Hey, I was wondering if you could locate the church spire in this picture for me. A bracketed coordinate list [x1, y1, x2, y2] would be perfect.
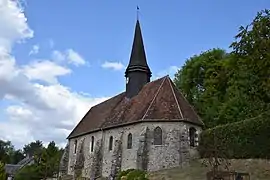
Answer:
[125, 19, 152, 99]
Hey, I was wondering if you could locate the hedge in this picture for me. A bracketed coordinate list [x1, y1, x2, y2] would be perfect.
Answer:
[198, 111, 270, 159]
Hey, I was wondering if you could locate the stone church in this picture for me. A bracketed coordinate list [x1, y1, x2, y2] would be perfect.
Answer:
[59, 20, 204, 179]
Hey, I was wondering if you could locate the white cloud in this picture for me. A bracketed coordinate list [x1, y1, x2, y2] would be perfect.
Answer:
[52, 50, 65, 62]
[66, 49, 86, 66]
[101, 61, 125, 71]
[154, 65, 179, 80]
[0, 0, 33, 51]
[0, 0, 109, 149]
[21, 60, 71, 84]
[52, 49, 86, 67]
[29, 44, 39, 55]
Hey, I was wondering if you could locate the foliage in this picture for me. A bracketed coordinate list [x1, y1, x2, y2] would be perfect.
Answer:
[12, 141, 63, 179]
[23, 140, 43, 157]
[0, 140, 15, 164]
[199, 111, 270, 159]
[174, 9, 270, 128]
[15, 165, 41, 180]
[116, 169, 148, 180]
[0, 161, 6, 180]
[174, 48, 231, 128]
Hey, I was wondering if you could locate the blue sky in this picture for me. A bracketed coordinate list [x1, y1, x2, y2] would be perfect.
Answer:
[0, 0, 269, 148]
[16, 0, 269, 96]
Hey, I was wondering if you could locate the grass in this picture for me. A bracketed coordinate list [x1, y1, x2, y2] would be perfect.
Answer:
[149, 159, 270, 180]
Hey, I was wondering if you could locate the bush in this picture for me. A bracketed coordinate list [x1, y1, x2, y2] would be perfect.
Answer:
[116, 169, 148, 180]
[0, 161, 6, 180]
[199, 111, 270, 159]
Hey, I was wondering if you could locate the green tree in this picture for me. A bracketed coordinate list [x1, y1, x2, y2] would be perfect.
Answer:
[174, 48, 231, 127]
[219, 9, 270, 123]
[10, 150, 25, 164]
[15, 165, 41, 180]
[0, 140, 15, 164]
[174, 9, 270, 127]
[23, 140, 43, 157]
[0, 161, 6, 180]
[39, 141, 62, 178]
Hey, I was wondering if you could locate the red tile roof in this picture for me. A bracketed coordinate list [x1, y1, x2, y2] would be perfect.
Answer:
[67, 76, 203, 139]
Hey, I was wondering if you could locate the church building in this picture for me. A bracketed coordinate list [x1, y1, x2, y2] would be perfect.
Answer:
[60, 20, 204, 179]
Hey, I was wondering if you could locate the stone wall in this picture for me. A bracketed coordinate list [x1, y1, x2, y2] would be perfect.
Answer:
[59, 143, 70, 177]
[67, 121, 202, 178]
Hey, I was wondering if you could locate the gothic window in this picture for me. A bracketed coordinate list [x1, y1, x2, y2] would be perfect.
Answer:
[154, 126, 162, 145]
[127, 133, 132, 149]
[109, 136, 113, 151]
[90, 136, 94, 152]
[74, 140, 77, 154]
[189, 127, 197, 147]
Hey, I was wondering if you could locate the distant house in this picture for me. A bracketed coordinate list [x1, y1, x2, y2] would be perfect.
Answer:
[4, 156, 35, 180]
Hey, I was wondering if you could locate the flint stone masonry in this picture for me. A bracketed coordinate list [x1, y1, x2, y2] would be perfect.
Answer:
[66, 121, 201, 179]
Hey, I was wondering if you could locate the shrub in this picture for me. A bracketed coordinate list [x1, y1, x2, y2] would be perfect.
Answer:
[199, 111, 270, 159]
[0, 161, 6, 180]
[116, 169, 148, 180]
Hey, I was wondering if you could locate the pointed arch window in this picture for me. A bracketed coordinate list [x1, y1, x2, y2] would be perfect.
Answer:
[109, 136, 113, 151]
[154, 127, 162, 145]
[74, 140, 77, 154]
[189, 127, 197, 147]
[90, 136, 94, 152]
[127, 133, 132, 149]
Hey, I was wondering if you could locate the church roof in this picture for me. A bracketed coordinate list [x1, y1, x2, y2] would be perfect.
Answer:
[67, 76, 203, 139]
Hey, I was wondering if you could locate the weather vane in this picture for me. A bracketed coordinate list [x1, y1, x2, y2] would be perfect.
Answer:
[137, 6, 140, 20]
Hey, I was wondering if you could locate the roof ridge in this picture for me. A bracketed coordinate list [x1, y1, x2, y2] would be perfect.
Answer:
[167, 77, 184, 119]
[141, 76, 167, 120]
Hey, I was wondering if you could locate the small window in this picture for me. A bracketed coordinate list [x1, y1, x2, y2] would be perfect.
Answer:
[154, 127, 162, 145]
[127, 133, 132, 149]
[74, 140, 77, 154]
[90, 136, 94, 152]
[109, 136, 113, 151]
[189, 127, 197, 147]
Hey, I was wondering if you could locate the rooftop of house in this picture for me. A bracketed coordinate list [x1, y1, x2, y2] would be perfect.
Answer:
[68, 76, 203, 139]
[5, 156, 35, 175]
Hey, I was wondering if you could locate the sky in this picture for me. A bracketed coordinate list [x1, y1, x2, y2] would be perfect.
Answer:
[0, 0, 269, 149]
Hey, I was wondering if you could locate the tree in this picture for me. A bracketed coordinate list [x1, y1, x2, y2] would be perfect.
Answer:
[174, 48, 231, 127]
[0, 161, 6, 180]
[10, 150, 25, 164]
[23, 140, 43, 157]
[39, 141, 62, 178]
[220, 9, 270, 123]
[174, 9, 270, 127]
[0, 140, 15, 164]
[15, 165, 41, 180]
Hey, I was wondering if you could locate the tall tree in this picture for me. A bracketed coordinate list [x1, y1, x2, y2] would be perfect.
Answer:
[219, 9, 270, 123]
[23, 140, 43, 157]
[0, 140, 15, 164]
[10, 150, 25, 164]
[174, 48, 231, 127]
[0, 161, 6, 180]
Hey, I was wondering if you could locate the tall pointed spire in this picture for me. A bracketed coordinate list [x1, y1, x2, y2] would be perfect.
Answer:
[125, 19, 152, 99]
[127, 20, 149, 69]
